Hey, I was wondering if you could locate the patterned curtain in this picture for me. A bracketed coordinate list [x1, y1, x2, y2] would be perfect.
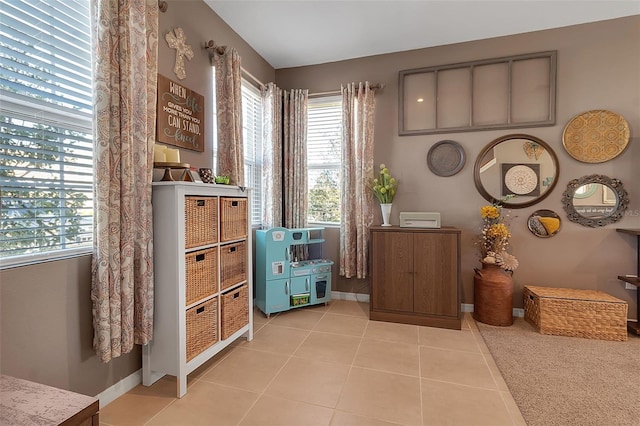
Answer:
[261, 83, 283, 228]
[91, 0, 158, 363]
[340, 82, 376, 279]
[283, 89, 309, 260]
[214, 48, 244, 186]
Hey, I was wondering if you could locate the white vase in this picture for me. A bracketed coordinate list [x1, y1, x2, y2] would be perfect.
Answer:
[380, 203, 392, 226]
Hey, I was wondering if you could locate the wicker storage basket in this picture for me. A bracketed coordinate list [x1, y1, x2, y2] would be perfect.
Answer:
[220, 241, 247, 291]
[185, 247, 218, 306]
[523, 285, 627, 341]
[219, 197, 247, 242]
[185, 196, 218, 249]
[221, 284, 249, 340]
[186, 298, 218, 361]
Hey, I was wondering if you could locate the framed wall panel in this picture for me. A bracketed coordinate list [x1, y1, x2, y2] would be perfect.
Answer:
[399, 51, 556, 136]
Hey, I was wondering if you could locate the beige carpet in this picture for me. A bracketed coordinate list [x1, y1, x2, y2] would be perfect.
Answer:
[476, 317, 640, 426]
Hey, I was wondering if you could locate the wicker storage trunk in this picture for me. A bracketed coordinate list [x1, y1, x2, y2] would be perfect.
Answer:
[523, 285, 627, 341]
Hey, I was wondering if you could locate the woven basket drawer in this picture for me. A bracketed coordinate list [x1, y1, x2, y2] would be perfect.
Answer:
[186, 298, 218, 361]
[185, 196, 218, 249]
[221, 284, 249, 340]
[185, 247, 218, 306]
[220, 241, 247, 291]
[219, 197, 247, 242]
[523, 285, 627, 341]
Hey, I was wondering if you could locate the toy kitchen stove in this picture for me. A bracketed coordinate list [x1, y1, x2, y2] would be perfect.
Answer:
[256, 227, 333, 317]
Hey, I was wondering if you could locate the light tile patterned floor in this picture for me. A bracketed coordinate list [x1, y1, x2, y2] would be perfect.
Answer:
[100, 300, 526, 426]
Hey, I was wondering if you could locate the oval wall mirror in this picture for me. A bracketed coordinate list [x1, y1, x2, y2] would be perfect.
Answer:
[527, 209, 561, 238]
[474, 134, 559, 208]
[561, 174, 629, 227]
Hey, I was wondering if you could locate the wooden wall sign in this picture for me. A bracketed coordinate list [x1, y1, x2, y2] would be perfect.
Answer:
[156, 73, 205, 152]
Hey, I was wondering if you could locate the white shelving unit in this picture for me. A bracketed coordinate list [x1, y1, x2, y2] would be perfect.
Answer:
[142, 182, 253, 398]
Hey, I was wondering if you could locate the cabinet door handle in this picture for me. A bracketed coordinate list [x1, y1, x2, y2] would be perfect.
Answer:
[305, 278, 309, 291]
[285, 281, 289, 295]
[285, 247, 290, 261]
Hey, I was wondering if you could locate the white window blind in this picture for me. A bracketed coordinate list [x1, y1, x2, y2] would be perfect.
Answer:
[0, 0, 93, 265]
[307, 95, 342, 224]
[241, 81, 263, 226]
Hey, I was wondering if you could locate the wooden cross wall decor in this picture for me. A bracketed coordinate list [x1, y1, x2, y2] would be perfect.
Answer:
[165, 27, 193, 80]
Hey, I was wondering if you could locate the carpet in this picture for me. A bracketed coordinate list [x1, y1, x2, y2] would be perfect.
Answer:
[476, 317, 640, 426]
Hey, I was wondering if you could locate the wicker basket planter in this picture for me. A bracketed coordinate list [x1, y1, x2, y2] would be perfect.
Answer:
[523, 285, 627, 341]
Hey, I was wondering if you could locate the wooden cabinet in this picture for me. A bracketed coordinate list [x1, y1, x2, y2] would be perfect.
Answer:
[143, 182, 253, 398]
[616, 228, 640, 335]
[370, 226, 461, 329]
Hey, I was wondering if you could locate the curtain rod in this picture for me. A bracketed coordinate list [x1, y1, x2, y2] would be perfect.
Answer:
[204, 40, 265, 88]
[309, 83, 384, 98]
[205, 39, 226, 56]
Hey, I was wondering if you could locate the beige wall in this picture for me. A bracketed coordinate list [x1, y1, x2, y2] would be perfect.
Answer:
[276, 16, 640, 316]
[0, 0, 273, 397]
[1, 5, 637, 399]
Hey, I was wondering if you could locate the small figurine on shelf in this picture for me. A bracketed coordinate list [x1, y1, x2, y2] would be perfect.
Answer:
[199, 168, 213, 183]
[215, 175, 230, 184]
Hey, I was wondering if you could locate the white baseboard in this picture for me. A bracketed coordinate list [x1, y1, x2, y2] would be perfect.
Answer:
[96, 369, 142, 408]
[331, 291, 370, 303]
[461, 303, 524, 317]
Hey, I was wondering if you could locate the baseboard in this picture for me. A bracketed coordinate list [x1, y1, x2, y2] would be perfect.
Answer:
[96, 369, 142, 408]
[331, 291, 370, 303]
[461, 303, 524, 317]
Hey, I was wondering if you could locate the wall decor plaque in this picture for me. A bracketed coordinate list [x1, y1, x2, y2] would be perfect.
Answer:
[562, 109, 630, 163]
[427, 140, 466, 176]
[502, 163, 540, 197]
[156, 74, 205, 152]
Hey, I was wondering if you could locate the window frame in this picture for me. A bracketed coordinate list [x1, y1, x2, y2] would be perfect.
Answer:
[0, 0, 94, 269]
[399, 50, 557, 135]
[307, 95, 342, 226]
[240, 79, 264, 227]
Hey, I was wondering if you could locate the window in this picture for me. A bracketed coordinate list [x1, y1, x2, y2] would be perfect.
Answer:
[241, 80, 263, 226]
[211, 75, 263, 226]
[0, 0, 94, 267]
[307, 96, 342, 224]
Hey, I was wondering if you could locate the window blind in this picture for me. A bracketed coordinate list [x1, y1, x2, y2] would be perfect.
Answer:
[307, 96, 342, 224]
[241, 81, 263, 225]
[0, 0, 93, 264]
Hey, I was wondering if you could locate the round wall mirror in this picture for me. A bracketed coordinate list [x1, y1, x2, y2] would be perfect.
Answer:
[527, 209, 561, 238]
[561, 174, 629, 227]
[474, 134, 559, 208]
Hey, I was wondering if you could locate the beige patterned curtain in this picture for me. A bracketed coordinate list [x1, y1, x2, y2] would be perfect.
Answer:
[91, 0, 158, 363]
[261, 83, 283, 228]
[214, 48, 244, 186]
[340, 82, 376, 279]
[283, 89, 309, 260]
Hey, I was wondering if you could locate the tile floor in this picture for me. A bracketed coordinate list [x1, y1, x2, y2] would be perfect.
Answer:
[100, 300, 526, 426]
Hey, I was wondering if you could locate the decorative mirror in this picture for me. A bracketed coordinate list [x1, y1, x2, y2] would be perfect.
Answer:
[474, 134, 559, 208]
[527, 209, 561, 238]
[562, 174, 629, 227]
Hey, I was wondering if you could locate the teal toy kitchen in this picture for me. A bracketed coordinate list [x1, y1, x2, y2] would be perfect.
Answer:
[255, 227, 332, 317]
